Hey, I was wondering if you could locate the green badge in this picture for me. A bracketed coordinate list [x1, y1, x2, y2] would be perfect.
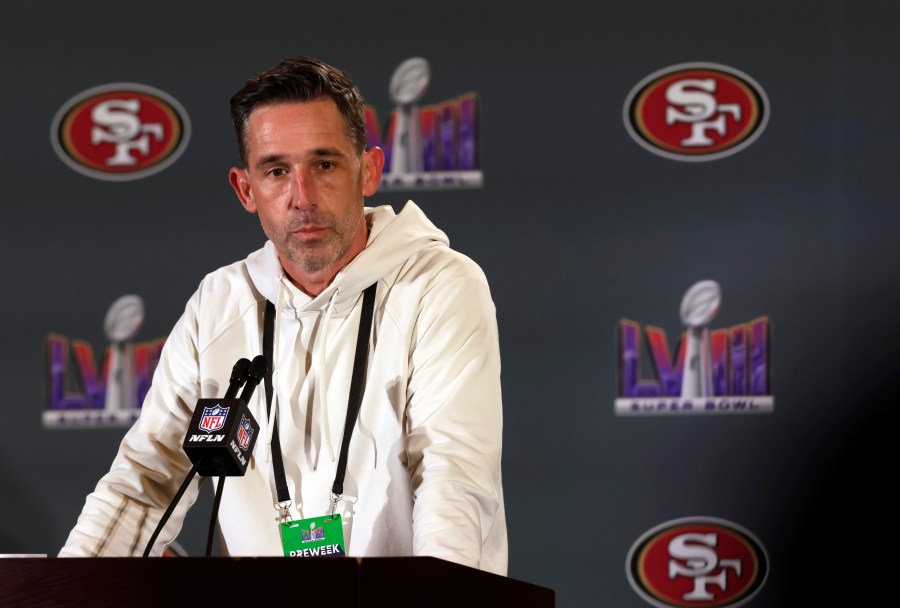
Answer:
[280, 515, 346, 558]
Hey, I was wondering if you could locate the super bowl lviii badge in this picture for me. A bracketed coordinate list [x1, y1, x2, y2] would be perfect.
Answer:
[281, 515, 345, 558]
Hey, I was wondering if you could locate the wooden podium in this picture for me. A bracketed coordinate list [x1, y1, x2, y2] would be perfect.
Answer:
[0, 556, 554, 607]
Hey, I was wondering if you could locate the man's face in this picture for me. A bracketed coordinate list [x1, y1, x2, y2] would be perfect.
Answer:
[229, 98, 382, 282]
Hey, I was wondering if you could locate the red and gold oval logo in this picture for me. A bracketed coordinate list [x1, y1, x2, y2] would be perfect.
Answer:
[624, 63, 768, 162]
[627, 517, 768, 608]
[51, 83, 191, 181]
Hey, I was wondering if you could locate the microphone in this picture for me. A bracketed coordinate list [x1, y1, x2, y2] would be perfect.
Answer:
[237, 355, 267, 403]
[183, 357, 265, 477]
[142, 356, 267, 557]
[224, 358, 252, 398]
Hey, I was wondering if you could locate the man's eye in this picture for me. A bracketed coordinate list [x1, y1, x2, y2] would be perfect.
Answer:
[267, 168, 287, 177]
[318, 161, 334, 171]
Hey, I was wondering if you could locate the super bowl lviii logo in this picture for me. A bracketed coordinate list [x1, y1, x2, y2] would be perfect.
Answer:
[366, 57, 482, 191]
[44, 295, 164, 428]
[51, 83, 190, 181]
[627, 517, 768, 608]
[616, 281, 773, 416]
[624, 63, 768, 161]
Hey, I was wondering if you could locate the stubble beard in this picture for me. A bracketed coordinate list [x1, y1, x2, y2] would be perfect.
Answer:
[273, 209, 362, 273]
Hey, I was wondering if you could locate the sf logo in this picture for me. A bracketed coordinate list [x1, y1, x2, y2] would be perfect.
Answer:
[668, 532, 742, 601]
[90, 99, 164, 167]
[665, 79, 742, 148]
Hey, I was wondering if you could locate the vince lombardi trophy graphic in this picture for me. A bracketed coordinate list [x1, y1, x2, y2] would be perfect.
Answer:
[679, 281, 721, 399]
[103, 294, 144, 411]
[388, 57, 430, 175]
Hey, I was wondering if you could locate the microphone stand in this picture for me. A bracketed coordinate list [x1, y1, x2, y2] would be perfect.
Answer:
[202, 356, 266, 556]
[142, 357, 264, 558]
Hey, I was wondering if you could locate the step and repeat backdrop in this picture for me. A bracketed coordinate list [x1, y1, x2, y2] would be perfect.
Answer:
[1, 1, 895, 606]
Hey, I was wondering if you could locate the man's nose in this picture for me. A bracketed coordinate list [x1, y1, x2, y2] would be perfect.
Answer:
[291, 169, 315, 208]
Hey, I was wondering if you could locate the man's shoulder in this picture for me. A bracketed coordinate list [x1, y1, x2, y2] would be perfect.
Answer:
[192, 242, 275, 293]
[196, 257, 256, 295]
[399, 243, 490, 288]
[381, 244, 493, 325]
[187, 249, 267, 330]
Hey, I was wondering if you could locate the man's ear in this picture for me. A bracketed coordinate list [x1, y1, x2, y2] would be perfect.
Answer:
[361, 146, 385, 197]
[229, 166, 257, 213]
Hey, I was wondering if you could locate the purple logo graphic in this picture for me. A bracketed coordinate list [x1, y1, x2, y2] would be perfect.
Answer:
[365, 57, 482, 191]
[301, 526, 325, 543]
[199, 405, 229, 433]
[44, 294, 164, 429]
[616, 281, 773, 416]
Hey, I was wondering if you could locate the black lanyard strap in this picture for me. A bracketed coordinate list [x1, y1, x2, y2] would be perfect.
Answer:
[263, 299, 290, 504]
[262, 283, 377, 506]
[332, 283, 377, 496]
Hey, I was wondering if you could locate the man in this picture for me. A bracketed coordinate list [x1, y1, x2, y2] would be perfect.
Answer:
[60, 56, 507, 575]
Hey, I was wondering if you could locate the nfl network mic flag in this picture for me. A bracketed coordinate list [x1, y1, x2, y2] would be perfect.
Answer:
[183, 398, 259, 476]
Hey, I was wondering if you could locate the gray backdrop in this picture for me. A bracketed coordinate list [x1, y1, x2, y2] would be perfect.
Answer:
[1, 1, 895, 606]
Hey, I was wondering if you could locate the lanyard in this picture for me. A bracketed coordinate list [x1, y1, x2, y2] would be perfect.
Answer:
[263, 283, 377, 518]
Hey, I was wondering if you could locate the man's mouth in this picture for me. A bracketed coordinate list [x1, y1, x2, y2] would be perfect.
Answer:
[292, 225, 328, 240]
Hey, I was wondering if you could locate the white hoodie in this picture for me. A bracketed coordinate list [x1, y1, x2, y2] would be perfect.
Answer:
[59, 201, 507, 574]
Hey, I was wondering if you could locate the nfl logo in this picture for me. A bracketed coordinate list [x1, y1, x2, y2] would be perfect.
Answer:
[238, 414, 254, 451]
[199, 404, 229, 433]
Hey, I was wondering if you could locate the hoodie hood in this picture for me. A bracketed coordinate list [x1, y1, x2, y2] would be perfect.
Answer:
[245, 200, 450, 470]
[245, 201, 448, 313]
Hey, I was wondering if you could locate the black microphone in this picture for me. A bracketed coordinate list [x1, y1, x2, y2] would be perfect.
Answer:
[143, 356, 266, 557]
[183, 357, 265, 477]
[224, 358, 252, 398]
[200, 355, 265, 557]
[237, 355, 267, 403]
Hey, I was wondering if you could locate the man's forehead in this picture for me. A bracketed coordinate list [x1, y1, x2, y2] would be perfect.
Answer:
[245, 99, 355, 158]
[247, 99, 344, 133]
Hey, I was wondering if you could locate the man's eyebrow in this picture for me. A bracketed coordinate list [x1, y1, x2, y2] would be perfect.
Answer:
[254, 148, 349, 169]
[255, 154, 286, 169]
[310, 147, 349, 158]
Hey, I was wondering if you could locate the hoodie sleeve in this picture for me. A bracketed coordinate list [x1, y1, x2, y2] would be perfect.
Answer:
[404, 254, 507, 574]
[58, 294, 203, 557]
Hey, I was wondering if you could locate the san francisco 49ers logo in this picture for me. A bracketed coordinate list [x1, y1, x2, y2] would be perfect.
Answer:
[624, 63, 768, 162]
[50, 83, 191, 181]
[626, 517, 768, 608]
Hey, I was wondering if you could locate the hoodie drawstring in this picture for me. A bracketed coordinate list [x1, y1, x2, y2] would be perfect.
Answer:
[316, 288, 340, 464]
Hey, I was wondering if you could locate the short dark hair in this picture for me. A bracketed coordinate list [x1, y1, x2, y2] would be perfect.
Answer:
[229, 56, 368, 164]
